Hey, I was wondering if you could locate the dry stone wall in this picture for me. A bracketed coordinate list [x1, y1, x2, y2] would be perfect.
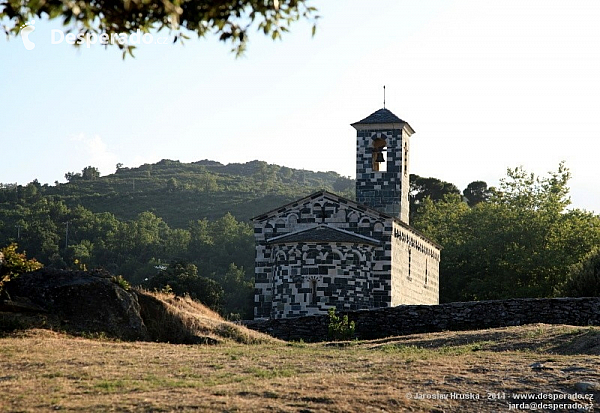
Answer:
[244, 297, 600, 342]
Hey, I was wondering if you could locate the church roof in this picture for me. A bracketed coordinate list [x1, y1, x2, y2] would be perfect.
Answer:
[353, 108, 405, 124]
[351, 108, 415, 133]
[266, 224, 381, 246]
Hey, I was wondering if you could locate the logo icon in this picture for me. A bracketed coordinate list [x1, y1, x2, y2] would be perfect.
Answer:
[20, 21, 35, 50]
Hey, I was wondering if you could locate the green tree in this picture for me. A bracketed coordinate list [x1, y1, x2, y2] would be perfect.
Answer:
[559, 248, 600, 297]
[1, 0, 319, 57]
[145, 261, 223, 310]
[64, 172, 82, 182]
[463, 181, 492, 207]
[218, 263, 253, 320]
[17, 198, 67, 259]
[166, 177, 179, 192]
[333, 176, 354, 193]
[64, 241, 94, 270]
[81, 166, 101, 181]
[279, 166, 294, 181]
[253, 161, 277, 191]
[414, 163, 600, 302]
[0, 243, 43, 295]
[409, 174, 461, 221]
[200, 172, 218, 194]
[22, 181, 41, 201]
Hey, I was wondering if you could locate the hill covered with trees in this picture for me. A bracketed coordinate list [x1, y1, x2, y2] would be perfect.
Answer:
[0, 159, 354, 319]
[1, 159, 599, 319]
[8, 159, 354, 228]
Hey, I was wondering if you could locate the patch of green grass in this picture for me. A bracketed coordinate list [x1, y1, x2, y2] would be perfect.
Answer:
[438, 341, 496, 355]
[524, 325, 549, 339]
[94, 379, 127, 393]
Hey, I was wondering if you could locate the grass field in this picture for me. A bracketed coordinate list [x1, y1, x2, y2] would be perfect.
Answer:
[1, 324, 599, 412]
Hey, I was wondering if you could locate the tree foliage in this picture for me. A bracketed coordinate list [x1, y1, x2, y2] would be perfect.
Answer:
[558, 248, 600, 297]
[414, 163, 600, 302]
[144, 260, 223, 310]
[0, 158, 352, 319]
[82, 166, 101, 181]
[2, 157, 599, 317]
[409, 174, 460, 221]
[0, 243, 43, 278]
[1, 0, 319, 57]
[0, 243, 43, 295]
[463, 181, 492, 207]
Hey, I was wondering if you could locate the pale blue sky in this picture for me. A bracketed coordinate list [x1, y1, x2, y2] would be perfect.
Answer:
[2, 1, 599, 212]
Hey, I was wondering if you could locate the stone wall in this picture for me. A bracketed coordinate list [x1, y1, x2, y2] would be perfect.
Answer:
[391, 222, 440, 306]
[244, 297, 600, 342]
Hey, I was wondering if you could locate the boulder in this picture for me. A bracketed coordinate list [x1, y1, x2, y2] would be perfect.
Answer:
[2, 268, 149, 341]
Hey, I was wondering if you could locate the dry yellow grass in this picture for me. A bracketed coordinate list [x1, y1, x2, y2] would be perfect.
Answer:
[1, 324, 599, 412]
[0, 289, 278, 345]
[135, 289, 277, 345]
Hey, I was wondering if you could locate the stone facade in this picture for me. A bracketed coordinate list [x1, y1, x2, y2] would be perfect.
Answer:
[252, 108, 441, 319]
[391, 221, 440, 306]
[353, 109, 413, 224]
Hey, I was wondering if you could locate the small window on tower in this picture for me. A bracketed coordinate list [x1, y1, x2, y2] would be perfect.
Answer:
[372, 138, 387, 172]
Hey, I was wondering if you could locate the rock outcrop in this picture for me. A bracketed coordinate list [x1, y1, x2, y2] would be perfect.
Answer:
[2, 268, 149, 341]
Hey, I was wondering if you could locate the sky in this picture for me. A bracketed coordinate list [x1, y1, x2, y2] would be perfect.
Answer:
[2, 0, 600, 213]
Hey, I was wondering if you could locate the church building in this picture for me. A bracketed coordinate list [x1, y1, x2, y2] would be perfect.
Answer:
[252, 108, 441, 319]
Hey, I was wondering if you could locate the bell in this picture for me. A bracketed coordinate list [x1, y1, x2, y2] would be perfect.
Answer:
[375, 151, 385, 163]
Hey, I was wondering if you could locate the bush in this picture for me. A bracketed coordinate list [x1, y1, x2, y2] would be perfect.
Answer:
[0, 243, 43, 296]
[111, 275, 131, 291]
[0, 243, 43, 278]
[328, 308, 356, 341]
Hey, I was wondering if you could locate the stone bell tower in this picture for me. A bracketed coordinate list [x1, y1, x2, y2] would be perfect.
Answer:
[351, 108, 414, 224]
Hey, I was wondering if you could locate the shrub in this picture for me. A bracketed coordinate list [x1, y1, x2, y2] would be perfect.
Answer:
[111, 275, 131, 291]
[328, 308, 356, 341]
[0, 243, 43, 296]
[0, 243, 43, 278]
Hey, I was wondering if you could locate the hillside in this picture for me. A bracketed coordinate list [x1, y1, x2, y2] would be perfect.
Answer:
[0, 162, 352, 319]
[40, 159, 354, 227]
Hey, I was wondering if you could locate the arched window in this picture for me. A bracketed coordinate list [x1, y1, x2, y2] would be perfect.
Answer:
[372, 137, 387, 172]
